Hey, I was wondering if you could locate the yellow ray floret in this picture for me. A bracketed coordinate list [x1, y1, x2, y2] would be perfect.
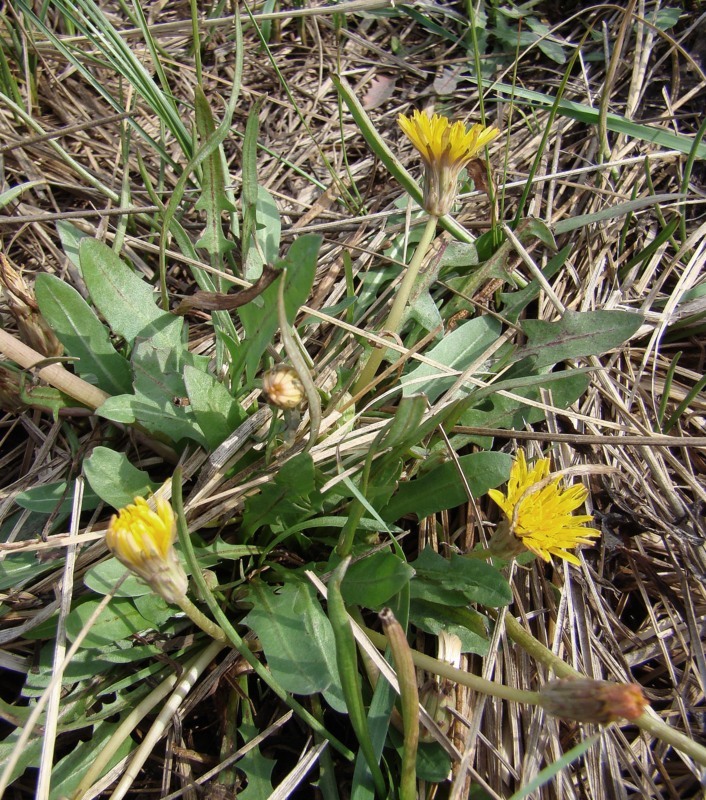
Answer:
[398, 110, 499, 216]
[106, 495, 188, 603]
[488, 449, 598, 565]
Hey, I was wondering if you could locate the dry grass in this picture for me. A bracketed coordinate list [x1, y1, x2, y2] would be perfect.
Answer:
[1, 1, 706, 798]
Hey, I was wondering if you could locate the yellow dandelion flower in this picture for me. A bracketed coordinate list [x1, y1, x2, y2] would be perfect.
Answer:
[106, 495, 188, 603]
[398, 109, 500, 216]
[488, 449, 597, 565]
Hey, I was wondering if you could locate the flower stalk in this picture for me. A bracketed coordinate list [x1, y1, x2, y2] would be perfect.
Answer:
[352, 213, 438, 396]
[352, 110, 499, 397]
[500, 611, 706, 767]
[380, 608, 419, 800]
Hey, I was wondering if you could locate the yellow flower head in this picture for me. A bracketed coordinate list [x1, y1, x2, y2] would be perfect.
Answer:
[488, 449, 597, 565]
[106, 495, 188, 604]
[398, 109, 500, 216]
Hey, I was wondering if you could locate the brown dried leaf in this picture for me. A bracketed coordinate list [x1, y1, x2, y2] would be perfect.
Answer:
[363, 75, 397, 110]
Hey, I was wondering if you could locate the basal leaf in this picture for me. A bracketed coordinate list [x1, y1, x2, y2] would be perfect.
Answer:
[410, 549, 511, 608]
[403, 317, 502, 401]
[15, 480, 101, 514]
[82, 446, 157, 508]
[516, 309, 643, 368]
[193, 86, 237, 257]
[49, 719, 134, 800]
[239, 234, 320, 383]
[409, 599, 489, 655]
[183, 364, 245, 450]
[382, 451, 511, 522]
[341, 552, 414, 609]
[78, 238, 170, 343]
[65, 597, 155, 647]
[35, 273, 132, 394]
[242, 581, 340, 696]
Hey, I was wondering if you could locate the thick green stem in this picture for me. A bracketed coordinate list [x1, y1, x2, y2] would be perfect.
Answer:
[352, 214, 438, 395]
[363, 626, 539, 705]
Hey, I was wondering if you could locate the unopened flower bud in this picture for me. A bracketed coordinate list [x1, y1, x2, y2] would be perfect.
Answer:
[106, 495, 188, 604]
[262, 365, 304, 410]
[538, 678, 648, 724]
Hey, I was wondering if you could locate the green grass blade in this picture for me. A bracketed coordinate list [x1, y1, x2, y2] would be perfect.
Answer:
[508, 733, 600, 800]
[472, 77, 706, 159]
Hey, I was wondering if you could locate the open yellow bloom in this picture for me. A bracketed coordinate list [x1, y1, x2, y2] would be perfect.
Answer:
[398, 109, 500, 216]
[488, 449, 597, 565]
[106, 496, 188, 603]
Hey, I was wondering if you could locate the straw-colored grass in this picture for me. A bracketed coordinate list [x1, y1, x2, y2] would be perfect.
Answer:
[1, 1, 705, 798]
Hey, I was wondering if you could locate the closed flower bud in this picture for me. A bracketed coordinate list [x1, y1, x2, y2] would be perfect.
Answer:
[538, 678, 648, 724]
[262, 365, 304, 410]
[106, 496, 188, 604]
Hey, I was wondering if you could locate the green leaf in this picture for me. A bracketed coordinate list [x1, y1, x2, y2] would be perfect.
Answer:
[374, 394, 428, 452]
[193, 86, 237, 256]
[0, 550, 55, 592]
[242, 581, 341, 696]
[516, 309, 643, 368]
[0, 180, 45, 209]
[83, 446, 157, 508]
[118, 318, 206, 444]
[56, 219, 89, 268]
[553, 194, 682, 234]
[183, 364, 245, 450]
[35, 273, 132, 394]
[14, 481, 101, 514]
[508, 734, 600, 800]
[409, 599, 489, 655]
[0, 730, 43, 790]
[98, 395, 205, 445]
[410, 549, 512, 608]
[94, 394, 136, 424]
[475, 77, 706, 159]
[84, 558, 153, 598]
[242, 452, 318, 539]
[239, 234, 321, 383]
[500, 245, 570, 323]
[408, 288, 443, 333]
[133, 592, 174, 627]
[19, 383, 72, 417]
[341, 552, 414, 608]
[243, 184, 282, 280]
[49, 719, 135, 800]
[382, 451, 512, 522]
[65, 597, 155, 647]
[78, 238, 170, 343]
[236, 725, 276, 800]
[458, 370, 589, 437]
[403, 317, 502, 401]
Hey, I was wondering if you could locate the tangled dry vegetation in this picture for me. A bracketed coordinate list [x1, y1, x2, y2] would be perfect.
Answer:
[1, 1, 706, 798]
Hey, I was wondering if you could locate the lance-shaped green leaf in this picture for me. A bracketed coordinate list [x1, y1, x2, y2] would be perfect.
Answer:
[193, 87, 237, 256]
